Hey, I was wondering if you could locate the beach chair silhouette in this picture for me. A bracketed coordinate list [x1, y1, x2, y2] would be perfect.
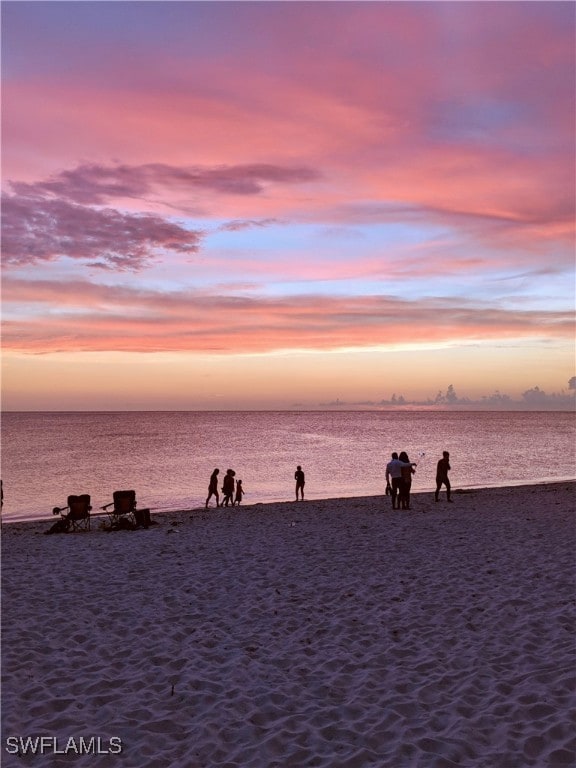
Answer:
[101, 490, 138, 528]
[52, 494, 91, 532]
[101, 490, 152, 529]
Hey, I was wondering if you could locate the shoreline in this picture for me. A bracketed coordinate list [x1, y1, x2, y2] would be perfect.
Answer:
[1, 479, 575, 529]
[2, 481, 575, 767]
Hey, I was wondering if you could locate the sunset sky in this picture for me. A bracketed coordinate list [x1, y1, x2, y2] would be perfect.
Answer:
[2, 1, 575, 410]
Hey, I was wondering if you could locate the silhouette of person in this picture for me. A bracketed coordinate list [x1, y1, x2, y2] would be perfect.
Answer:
[206, 469, 220, 508]
[435, 451, 453, 502]
[398, 451, 416, 510]
[234, 479, 245, 506]
[222, 469, 235, 507]
[385, 452, 417, 510]
[294, 465, 305, 500]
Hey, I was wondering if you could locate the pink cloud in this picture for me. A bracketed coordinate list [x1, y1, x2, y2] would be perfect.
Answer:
[2, 1, 573, 371]
[10, 162, 320, 205]
[1, 193, 203, 270]
[1, 162, 320, 271]
[3, 6, 573, 248]
[2, 277, 573, 355]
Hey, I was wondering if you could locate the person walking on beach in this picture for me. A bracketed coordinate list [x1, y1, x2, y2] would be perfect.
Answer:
[234, 479, 245, 506]
[206, 468, 220, 508]
[221, 469, 235, 507]
[435, 451, 453, 503]
[386, 452, 416, 510]
[294, 465, 305, 501]
[398, 451, 416, 510]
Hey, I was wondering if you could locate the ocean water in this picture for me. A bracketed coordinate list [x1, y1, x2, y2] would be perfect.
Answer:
[1, 411, 574, 522]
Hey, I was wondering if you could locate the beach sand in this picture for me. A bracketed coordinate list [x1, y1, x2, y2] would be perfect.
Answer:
[1, 482, 575, 767]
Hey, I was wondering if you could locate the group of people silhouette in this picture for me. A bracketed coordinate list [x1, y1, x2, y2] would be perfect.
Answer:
[385, 452, 417, 510]
[385, 450, 452, 510]
[205, 452, 450, 510]
[205, 465, 306, 508]
[205, 468, 244, 508]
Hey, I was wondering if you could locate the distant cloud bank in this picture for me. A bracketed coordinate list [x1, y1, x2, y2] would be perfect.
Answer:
[321, 383, 576, 411]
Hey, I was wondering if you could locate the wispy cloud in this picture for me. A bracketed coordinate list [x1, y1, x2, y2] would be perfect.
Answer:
[10, 162, 321, 205]
[218, 218, 282, 232]
[3, 277, 573, 354]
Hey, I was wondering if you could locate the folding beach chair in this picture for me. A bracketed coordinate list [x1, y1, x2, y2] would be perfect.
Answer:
[101, 490, 137, 528]
[51, 494, 92, 532]
[101, 490, 151, 529]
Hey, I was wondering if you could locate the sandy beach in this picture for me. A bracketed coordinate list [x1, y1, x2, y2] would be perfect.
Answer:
[2, 482, 575, 768]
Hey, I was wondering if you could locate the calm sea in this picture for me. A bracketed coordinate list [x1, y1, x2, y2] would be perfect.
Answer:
[1, 411, 574, 522]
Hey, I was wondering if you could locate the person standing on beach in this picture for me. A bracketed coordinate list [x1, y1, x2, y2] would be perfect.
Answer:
[398, 451, 416, 510]
[222, 469, 235, 507]
[295, 465, 305, 501]
[234, 479, 245, 506]
[385, 453, 416, 510]
[435, 451, 453, 502]
[206, 469, 220, 508]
